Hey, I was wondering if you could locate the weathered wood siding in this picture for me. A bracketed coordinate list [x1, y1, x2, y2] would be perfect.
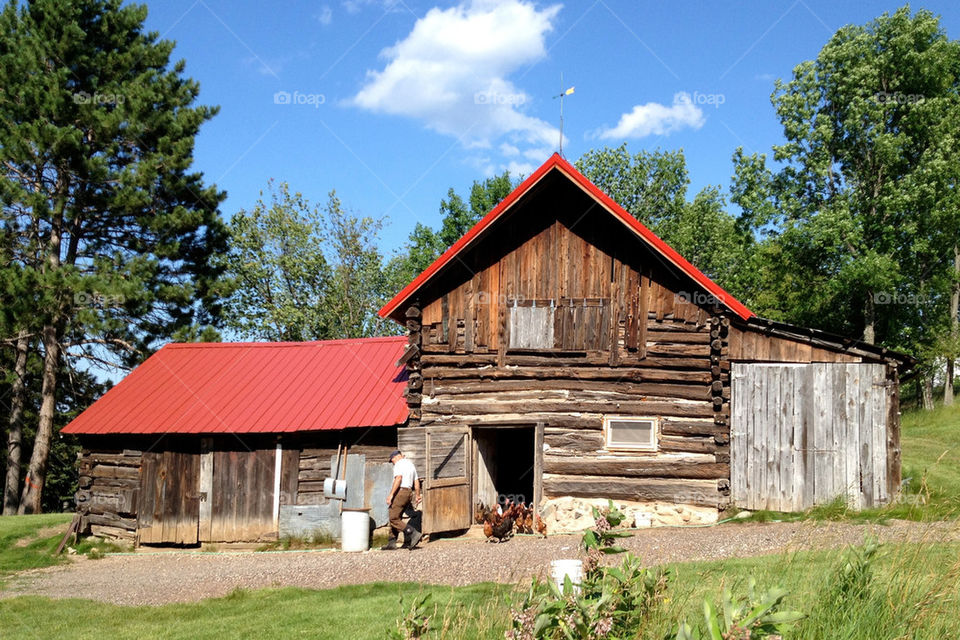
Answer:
[728, 325, 862, 363]
[138, 447, 201, 545]
[208, 446, 276, 542]
[402, 177, 732, 513]
[730, 363, 893, 511]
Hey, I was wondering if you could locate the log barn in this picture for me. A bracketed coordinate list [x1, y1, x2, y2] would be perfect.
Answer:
[379, 153, 913, 535]
[61, 337, 408, 544]
[63, 153, 913, 545]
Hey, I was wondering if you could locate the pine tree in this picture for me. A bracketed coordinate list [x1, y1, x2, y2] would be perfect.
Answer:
[0, 0, 228, 512]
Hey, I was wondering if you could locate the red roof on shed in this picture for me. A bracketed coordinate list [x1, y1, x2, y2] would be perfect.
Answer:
[379, 153, 753, 322]
[62, 336, 409, 435]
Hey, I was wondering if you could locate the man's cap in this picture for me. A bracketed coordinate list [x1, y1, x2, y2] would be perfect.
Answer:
[389, 450, 402, 460]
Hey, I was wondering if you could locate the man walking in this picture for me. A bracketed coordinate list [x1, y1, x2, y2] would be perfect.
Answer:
[382, 450, 422, 550]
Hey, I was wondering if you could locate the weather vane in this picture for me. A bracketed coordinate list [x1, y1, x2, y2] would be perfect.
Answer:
[553, 73, 575, 157]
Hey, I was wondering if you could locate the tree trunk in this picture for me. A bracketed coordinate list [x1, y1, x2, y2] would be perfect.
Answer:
[17, 324, 60, 514]
[945, 244, 958, 406]
[3, 329, 30, 515]
[863, 291, 876, 344]
[922, 373, 935, 411]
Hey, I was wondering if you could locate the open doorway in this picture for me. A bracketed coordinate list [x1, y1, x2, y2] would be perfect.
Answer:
[473, 427, 535, 517]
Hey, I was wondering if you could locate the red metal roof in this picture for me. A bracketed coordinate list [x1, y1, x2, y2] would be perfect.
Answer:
[62, 336, 409, 435]
[379, 153, 754, 322]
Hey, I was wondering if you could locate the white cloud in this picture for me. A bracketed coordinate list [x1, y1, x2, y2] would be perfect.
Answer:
[349, 0, 563, 169]
[316, 5, 333, 25]
[598, 92, 705, 140]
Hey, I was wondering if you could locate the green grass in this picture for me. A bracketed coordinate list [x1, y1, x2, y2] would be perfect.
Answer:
[0, 513, 73, 577]
[0, 582, 510, 640]
[0, 513, 128, 583]
[1, 541, 958, 639]
[734, 402, 960, 524]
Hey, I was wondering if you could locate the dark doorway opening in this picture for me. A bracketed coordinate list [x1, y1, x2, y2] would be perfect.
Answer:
[473, 427, 535, 511]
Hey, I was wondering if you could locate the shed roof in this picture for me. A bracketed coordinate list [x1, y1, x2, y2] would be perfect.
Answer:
[379, 152, 754, 322]
[62, 336, 408, 435]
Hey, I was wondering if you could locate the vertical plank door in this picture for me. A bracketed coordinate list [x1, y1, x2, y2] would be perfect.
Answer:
[209, 444, 278, 542]
[137, 447, 200, 545]
[423, 426, 472, 534]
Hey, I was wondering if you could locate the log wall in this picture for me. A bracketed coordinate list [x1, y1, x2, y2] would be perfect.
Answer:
[76, 441, 143, 542]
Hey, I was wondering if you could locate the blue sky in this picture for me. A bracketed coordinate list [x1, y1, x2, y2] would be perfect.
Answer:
[142, 0, 960, 254]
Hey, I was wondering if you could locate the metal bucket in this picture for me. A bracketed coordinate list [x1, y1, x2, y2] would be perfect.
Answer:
[323, 477, 346, 500]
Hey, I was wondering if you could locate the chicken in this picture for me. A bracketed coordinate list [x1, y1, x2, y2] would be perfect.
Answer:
[535, 516, 547, 536]
[522, 512, 534, 534]
[490, 514, 514, 542]
[483, 519, 494, 539]
[475, 502, 493, 525]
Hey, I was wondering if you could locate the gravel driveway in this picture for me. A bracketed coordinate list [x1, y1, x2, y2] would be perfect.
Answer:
[3, 520, 958, 606]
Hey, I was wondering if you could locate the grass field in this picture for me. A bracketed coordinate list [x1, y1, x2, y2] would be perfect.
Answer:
[0, 513, 73, 579]
[1, 540, 958, 639]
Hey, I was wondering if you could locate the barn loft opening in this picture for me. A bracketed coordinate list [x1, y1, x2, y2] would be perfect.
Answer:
[473, 427, 535, 512]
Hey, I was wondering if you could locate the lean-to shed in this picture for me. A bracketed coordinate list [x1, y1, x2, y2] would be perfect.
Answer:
[379, 153, 913, 534]
[62, 337, 408, 544]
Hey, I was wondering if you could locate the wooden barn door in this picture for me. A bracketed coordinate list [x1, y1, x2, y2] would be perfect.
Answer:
[138, 448, 200, 545]
[423, 427, 472, 534]
[208, 445, 277, 542]
[731, 363, 890, 512]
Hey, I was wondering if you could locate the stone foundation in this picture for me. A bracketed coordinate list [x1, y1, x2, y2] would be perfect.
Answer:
[540, 497, 718, 534]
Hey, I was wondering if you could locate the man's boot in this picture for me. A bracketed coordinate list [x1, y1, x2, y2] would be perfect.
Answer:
[380, 536, 399, 550]
[402, 524, 422, 549]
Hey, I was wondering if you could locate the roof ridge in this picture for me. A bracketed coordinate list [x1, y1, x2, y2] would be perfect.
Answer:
[163, 335, 407, 349]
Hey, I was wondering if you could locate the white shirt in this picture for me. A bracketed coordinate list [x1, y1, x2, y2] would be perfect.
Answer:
[393, 457, 419, 489]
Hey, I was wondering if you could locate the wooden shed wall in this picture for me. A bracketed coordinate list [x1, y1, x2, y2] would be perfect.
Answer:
[727, 325, 862, 363]
[75, 427, 399, 544]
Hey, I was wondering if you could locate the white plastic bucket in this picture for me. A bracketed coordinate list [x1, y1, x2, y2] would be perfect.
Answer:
[340, 510, 370, 552]
[550, 559, 583, 592]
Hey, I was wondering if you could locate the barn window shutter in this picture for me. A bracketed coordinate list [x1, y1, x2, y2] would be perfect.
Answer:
[508, 299, 554, 349]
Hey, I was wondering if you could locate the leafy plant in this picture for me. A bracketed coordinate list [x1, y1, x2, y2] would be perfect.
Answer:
[392, 593, 432, 640]
[506, 501, 669, 639]
[671, 577, 804, 640]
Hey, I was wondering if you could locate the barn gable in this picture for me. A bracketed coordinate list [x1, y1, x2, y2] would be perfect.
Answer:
[380, 153, 752, 326]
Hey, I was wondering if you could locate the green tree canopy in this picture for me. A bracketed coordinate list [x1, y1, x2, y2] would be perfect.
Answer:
[0, 0, 228, 512]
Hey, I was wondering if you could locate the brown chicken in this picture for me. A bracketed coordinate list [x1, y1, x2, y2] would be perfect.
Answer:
[535, 516, 547, 536]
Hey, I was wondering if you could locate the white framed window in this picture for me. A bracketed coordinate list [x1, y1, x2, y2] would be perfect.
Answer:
[603, 417, 658, 452]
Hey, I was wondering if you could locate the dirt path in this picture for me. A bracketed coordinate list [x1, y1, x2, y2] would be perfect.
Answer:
[3, 520, 957, 606]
